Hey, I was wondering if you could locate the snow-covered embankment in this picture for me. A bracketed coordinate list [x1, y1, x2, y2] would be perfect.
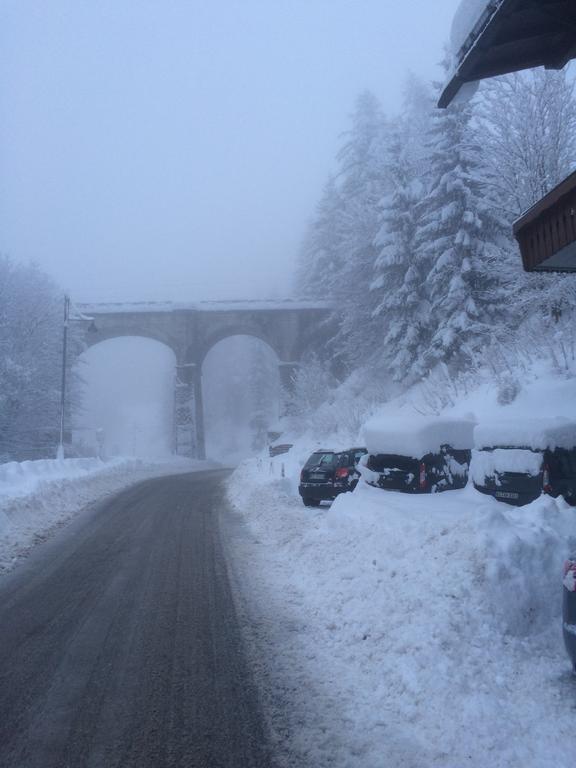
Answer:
[227, 456, 576, 768]
[0, 457, 192, 572]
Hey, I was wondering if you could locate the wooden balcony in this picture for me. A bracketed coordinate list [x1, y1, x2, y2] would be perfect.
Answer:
[513, 171, 576, 273]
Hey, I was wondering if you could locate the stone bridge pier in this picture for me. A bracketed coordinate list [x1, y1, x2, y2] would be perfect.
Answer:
[78, 300, 332, 460]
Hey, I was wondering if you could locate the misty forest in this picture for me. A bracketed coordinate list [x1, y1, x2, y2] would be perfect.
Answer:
[2, 69, 576, 462]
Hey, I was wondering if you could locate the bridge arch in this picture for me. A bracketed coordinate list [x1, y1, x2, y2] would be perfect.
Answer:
[83, 327, 181, 358]
[77, 335, 177, 458]
[195, 326, 282, 367]
[201, 334, 281, 461]
[76, 301, 333, 459]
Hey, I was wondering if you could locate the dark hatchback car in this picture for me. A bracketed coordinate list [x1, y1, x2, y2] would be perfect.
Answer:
[299, 448, 367, 507]
[363, 418, 474, 494]
[472, 420, 576, 507]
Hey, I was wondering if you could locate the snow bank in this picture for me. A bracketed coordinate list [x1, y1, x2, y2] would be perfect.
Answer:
[226, 461, 576, 768]
[363, 415, 475, 458]
[474, 418, 576, 451]
[0, 457, 198, 572]
[0, 457, 122, 504]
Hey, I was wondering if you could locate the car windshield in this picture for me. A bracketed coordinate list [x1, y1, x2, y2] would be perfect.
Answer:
[368, 454, 419, 472]
[305, 452, 336, 468]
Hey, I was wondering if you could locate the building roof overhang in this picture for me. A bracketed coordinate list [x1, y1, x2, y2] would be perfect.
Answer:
[439, 0, 576, 108]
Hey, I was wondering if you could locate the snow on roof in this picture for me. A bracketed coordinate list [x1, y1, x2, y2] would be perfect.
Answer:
[363, 415, 475, 459]
[474, 419, 576, 451]
[450, 0, 498, 58]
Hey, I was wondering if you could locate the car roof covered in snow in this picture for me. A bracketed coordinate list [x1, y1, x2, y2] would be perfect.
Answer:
[474, 419, 576, 451]
[363, 416, 475, 459]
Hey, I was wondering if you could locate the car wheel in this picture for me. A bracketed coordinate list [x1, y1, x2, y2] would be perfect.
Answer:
[302, 497, 321, 507]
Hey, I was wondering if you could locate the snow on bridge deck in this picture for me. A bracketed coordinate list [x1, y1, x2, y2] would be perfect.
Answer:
[77, 299, 332, 314]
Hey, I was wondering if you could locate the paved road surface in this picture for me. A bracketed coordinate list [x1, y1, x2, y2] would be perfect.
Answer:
[0, 470, 275, 768]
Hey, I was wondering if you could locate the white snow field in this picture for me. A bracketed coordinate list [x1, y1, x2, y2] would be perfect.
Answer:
[226, 369, 576, 768]
[0, 456, 199, 573]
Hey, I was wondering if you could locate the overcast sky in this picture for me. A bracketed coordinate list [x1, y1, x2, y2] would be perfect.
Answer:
[0, 0, 461, 303]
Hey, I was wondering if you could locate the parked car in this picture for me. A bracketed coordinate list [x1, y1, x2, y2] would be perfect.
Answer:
[299, 448, 367, 507]
[362, 417, 475, 494]
[563, 555, 576, 673]
[472, 419, 576, 506]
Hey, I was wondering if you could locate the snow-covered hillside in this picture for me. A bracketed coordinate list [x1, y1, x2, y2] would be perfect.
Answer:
[226, 365, 576, 767]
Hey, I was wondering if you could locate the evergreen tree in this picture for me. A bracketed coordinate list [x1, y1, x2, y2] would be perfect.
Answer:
[0, 258, 82, 461]
[417, 91, 509, 373]
[369, 119, 430, 383]
[332, 91, 390, 368]
[296, 176, 346, 299]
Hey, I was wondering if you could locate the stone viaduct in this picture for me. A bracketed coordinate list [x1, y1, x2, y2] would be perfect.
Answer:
[77, 299, 332, 459]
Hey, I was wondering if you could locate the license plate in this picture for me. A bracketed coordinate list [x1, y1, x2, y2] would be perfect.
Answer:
[310, 473, 325, 480]
[495, 491, 519, 500]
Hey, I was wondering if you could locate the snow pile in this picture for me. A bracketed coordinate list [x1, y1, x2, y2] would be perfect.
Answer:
[470, 447, 544, 484]
[227, 463, 576, 767]
[475, 418, 576, 451]
[363, 415, 475, 458]
[0, 457, 197, 572]
[0, 457, 122, 503]
[477, 493, 576, 634]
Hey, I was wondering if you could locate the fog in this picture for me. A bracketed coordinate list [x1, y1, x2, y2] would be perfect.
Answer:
[203, 335, 280, 463]
[76, 338, 175, 459]
[0, 1, 461, 462]
[0, 1, 460, 303]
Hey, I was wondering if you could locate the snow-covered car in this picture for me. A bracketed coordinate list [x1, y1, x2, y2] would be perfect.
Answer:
[563, 556, 576, 673]
[298, 447, 367, 507]
[472, 419, 576, 506]
[362, 416, 474, 494]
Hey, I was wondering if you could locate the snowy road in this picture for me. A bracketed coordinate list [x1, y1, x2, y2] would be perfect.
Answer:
[0, 470, 274, 768]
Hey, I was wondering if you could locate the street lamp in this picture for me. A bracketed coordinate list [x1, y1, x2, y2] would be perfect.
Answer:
[57, 296, 97, 460]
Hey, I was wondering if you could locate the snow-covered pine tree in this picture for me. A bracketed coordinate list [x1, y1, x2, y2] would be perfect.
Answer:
[331, 91, 390, 368]
[417, 87, 510, 374]
[369, 118, 430, 384]
[295, 176, 346, 300]
[0, 258, 81, 461]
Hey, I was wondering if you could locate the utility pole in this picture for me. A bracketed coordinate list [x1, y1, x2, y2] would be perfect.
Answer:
[57, 295, 70, 460]
[56, 297, 97, 461]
